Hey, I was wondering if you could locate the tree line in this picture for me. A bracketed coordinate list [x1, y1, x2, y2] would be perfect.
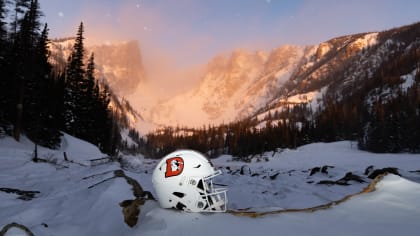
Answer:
[1, 1, 418, 159]
[142, 24, 420, 159]
[0, 0, 121, 155]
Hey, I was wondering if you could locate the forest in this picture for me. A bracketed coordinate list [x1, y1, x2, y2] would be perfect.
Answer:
[0, 0, 121, 155]
[141, 24, 420, 159]
[1, 1, 419, 160]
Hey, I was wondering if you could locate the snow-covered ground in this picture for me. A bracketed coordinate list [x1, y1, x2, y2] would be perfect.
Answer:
[1, 134, 420, 235]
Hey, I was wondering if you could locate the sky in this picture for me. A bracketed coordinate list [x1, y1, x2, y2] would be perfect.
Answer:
[38, 0, 420, 69]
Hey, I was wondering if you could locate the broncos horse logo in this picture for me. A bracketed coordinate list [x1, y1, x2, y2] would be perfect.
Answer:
[165, 156, 184, 178]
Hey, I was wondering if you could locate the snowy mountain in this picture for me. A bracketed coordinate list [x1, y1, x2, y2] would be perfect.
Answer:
[140, 22, 420, 131]
[49, 39, 146, 96]
[1, 135, 420, 235]
[256, 23, 420, 122]
[49, 38, 147, 134]
[146, 46, 304, 127]
[47, 22, 420, 135]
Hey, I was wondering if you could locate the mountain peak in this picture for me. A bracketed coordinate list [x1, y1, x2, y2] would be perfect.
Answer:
[137, 22, 420, 132]
[50, 39, 146, 95]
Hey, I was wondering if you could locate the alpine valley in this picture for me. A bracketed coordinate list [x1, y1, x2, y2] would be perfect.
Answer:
[50, 22, 420, 138]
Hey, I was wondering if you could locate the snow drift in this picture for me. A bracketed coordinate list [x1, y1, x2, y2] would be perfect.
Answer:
[1, 135, 420, 236]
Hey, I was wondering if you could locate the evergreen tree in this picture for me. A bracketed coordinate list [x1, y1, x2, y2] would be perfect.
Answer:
[63, 22, 85, 135]
[0, 0, 8, 123]
[27, 23, 61, 148]
[11, 0, 42, 141]
[82, 52, 96, 140]
[9, 0, 31, 40]
[0, 0, 6, 43]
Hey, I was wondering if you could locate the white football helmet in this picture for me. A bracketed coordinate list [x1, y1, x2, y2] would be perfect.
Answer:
[152, 150, 227, 212]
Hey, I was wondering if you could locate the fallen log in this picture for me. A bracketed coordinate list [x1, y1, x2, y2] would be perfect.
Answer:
[227, 173, 387, 217]
[0, 222, 35, 236]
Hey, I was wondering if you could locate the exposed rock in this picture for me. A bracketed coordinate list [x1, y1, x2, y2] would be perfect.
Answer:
[318, 180, 346, 186]
[113, 170, 156, 227]
[240, 165, 251, 175]
[0, 187, 40, 201]
[364, 165, 374, 175]
[269, 173, 280, 180]
[337, 172, 366, 184]
[87, 169, 154, 227]
[317, 172, 365, 186]
[309, 167, 321, 176]
[368, 167, 400, 179]
[120, 198, 145, 227]
[309, 165, 334, 176]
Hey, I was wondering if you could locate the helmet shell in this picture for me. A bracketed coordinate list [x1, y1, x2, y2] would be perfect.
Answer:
[152, 150, 227, 212]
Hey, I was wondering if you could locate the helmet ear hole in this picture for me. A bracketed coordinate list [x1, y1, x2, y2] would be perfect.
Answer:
[172, 192, 185, 198]
[197, 201, 205, 209]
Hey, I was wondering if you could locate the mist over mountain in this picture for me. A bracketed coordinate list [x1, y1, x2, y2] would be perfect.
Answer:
[146, 46, 304, 127]
[49, 22, 420, 138]
[90, 41, 146, 95]
[50, 39, 146, 96]
[140, 22, 419, 132]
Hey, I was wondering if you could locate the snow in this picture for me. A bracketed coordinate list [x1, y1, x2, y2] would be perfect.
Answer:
[1, 135, 420, 236]
[120, 128, 138, 147]
[142, 46, 304, 130]
[352, 33, 378, 50]
[256, 86, 327, 122]
[400, 68, 417, 92]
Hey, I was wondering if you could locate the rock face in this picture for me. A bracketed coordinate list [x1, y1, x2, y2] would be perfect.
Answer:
[147, 45, 304, 127]
[49, 39, 146, 96]
[90, 41, 146, 95]
[143, 22, 420, 130]
[50, 22, 420, 133]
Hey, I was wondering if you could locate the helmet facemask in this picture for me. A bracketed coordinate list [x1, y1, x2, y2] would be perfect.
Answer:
[193, 170, 227, 212]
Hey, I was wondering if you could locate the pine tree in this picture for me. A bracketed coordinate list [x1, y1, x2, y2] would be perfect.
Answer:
[0, 0, 6, 42]
[63, 22, 85, 135]
[27, 24, 61, 148]
[0, 0, 8, 131]
[82, 53, 96, 139]
[12, 0, 42, 141]
[10, 0, 31, 40]
[96, 83, 120, 155]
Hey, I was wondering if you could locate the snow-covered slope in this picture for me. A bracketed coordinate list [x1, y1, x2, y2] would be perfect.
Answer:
[138, 23, 420, 131]
[1, 136, 420, 235]
[258, 24, 420, 122]
[47, 23, 420, 134]
[147, 46, 304, 127]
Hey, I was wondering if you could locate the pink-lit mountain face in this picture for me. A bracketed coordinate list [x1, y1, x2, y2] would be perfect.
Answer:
[49, 22, 420, 133]
[49, 39, 146, 96]
[148, 23, 420, 131]
[144, 33, 381, 128]
[146, 46, 305, 127]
